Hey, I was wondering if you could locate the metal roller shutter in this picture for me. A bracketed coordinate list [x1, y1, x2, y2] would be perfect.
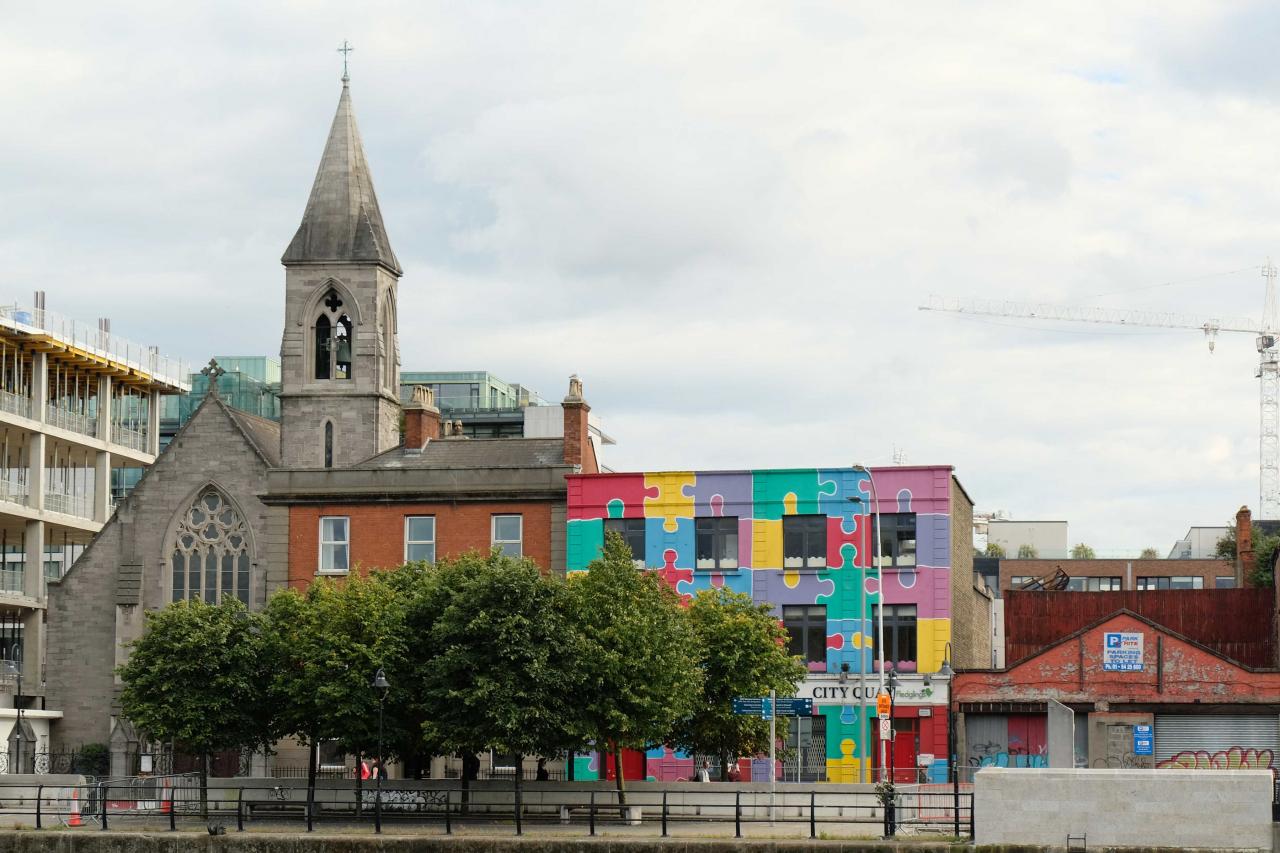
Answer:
[1155, 715, 1280, 767]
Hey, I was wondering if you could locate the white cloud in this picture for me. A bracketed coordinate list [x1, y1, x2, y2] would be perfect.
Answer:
[4, 0, 1280, 549]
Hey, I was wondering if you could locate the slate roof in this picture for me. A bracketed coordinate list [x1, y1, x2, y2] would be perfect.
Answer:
[281, 82, 401, 274]
[218, 399, 282, 468]
[360, 438, 567, 469]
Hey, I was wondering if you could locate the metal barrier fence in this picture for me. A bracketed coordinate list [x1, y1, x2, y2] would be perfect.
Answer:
[0, 780, 974, 838]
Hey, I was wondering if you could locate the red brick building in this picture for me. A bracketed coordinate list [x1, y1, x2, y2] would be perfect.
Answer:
[268, 382, 598, 591]
[953, 587, 1280, 777]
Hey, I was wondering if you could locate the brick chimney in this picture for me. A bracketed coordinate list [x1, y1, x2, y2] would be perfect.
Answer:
[403, 385, 441, 450]
[563, 374, 597, 472]
[1237, 505, 1256, 585]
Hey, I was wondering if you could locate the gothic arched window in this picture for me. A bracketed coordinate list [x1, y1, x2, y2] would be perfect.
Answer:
[170, 487, 252, 605]
[313, 289, 354, 380]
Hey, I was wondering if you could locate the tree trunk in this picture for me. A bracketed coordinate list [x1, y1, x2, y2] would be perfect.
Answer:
[306, 740, 318, 824]
[719, 752, 729, 782]
[200, 751, 210, 819]
[613, 745, 627, 806]
[513, 753, 523, 821]
[567, 749, 575, 782]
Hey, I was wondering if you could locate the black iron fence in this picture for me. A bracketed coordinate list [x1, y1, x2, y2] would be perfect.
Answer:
[0, 779, 974, 839]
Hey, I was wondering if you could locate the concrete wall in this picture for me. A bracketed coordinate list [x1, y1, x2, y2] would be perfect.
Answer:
[975, 767, 1273, 849]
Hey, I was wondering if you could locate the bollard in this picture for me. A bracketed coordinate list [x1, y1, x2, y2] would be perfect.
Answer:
[735, 791, 741, 838]
[810, 790, 816, 838]
[661, 790, 668, 837]
[35, 784, 42, 830]
[169, 789, 176, 832]
[444, 788, 452, 835]
[99, 782, 108, 831]
[236, 788, 244, 832]
[589, 790, 596, 836]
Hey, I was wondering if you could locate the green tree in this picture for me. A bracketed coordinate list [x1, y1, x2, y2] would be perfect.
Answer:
[982, 542, 1006, 558]
[671, 589, 806, 779]
[417, 550, 582, 788]
[1017, 544, 1039, 559]
[1139, 547, 1160, 559]
[262, 571, 408, 813]
[1214, 522, 1280, 587]
[118, 598, 272, 814]
[570, 532, 702, 803]
[1070, 543, 1096, 559]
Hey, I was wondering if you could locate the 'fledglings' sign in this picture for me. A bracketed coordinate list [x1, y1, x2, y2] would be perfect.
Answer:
[1103, 632, 1144, 672]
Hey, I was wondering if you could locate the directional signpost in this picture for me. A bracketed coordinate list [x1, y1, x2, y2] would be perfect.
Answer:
[732, 696, 813, 824]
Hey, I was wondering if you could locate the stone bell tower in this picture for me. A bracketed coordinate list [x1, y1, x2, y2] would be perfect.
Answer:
[277, 75, 402, 468]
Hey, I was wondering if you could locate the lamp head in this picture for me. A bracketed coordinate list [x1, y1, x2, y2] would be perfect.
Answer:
[373, 667, 390, 695]
[886, 669, 899, 691]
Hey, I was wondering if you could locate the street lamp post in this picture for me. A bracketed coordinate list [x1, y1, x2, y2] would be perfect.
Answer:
[373, 668, 390, 834]
[885, 669, 899, 837]
[938, 642, 957, 837]
[851, 465, 886, 779]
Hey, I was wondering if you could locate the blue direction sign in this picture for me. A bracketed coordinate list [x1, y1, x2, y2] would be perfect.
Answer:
[732, 697, 773, 719]
[732, 697, 813, 718]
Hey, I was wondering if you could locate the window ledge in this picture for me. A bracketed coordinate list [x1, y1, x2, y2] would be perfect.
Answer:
[693, 567, 743, 575]
[316, 569, 350, 576]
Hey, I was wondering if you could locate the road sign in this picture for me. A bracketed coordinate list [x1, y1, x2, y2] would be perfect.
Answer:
[774, 698, 813, 717]
[876, 692, 891, 717]
[879, 718, 892, 740]
[732, 697, 773, 719]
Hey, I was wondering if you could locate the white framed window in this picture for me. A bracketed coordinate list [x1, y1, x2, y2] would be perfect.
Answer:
[492, 514, 522, 558]
[319, 516, 350, 573]
[405, 516, 436, 563]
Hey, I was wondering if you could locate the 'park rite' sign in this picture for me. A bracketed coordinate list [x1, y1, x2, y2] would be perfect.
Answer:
[1103, 632, 1144, 672]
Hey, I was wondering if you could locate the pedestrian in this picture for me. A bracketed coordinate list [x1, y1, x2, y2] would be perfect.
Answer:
[536, 758, 549, 781]
[359, 759, 370, 780]
[727, 764, 740, 783]
[697, 760, 710, 782]
[370, 758, 383, 780]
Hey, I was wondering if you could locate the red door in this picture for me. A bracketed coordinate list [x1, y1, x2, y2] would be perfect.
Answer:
[874, 718, 920, 782]
[604, 748, 646, 782]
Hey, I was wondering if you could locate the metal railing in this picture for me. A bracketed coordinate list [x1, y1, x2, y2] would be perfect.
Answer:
[45, 404, 96, 438]
[44, 490, 92, 519]
[0, 304, 190, 391]
[0, 780, 974, 838]
[0, 475, 27, 507]
[0, 567, 23, 594]
[0, 389, 31, 420]
[110, 424, 148, 453]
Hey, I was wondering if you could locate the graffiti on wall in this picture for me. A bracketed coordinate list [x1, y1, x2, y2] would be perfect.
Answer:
[566, 468, 954, 782]
[1157, 747, 1276, 771]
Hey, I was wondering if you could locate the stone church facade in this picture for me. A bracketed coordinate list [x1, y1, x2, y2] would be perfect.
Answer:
[44, 76, 596, 776]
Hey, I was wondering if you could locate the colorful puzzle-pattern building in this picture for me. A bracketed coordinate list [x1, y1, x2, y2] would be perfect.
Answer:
[566, 466, 956, 783]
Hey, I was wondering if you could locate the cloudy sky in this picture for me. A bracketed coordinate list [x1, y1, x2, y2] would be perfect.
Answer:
[4, 2, 1279, 552]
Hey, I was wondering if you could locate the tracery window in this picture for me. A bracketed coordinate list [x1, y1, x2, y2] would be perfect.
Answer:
[313, 289, 353, 380]
[170, 487, 251, 605]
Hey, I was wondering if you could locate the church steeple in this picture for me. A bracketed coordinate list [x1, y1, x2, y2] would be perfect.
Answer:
[281, 81, 401, 275]
[277, 76, 403, 470]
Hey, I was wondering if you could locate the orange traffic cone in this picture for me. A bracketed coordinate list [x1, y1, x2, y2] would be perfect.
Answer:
[68, 787, 82, 827]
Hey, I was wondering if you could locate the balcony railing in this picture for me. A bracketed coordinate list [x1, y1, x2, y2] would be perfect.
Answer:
[0, 477, 27, 507]
[0, 568, 23, 595]
[111, 424, 148, 453]
[0, 304, 189, 391]
[0, 390, 31, 421]
[45, 404, 96, 438]
[44, 490, 91, 519]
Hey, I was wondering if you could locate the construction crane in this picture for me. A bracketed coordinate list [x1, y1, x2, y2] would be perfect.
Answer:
[920, 261, 1280, 518]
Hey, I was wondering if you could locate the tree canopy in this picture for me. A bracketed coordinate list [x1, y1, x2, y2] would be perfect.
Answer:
[670, 588, 806, 778]
[570, 532, 702, 800]
[1070, 543, 1096, 559]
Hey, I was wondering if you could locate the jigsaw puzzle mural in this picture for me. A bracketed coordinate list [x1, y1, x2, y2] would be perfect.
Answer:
[566, 466, 956, 783]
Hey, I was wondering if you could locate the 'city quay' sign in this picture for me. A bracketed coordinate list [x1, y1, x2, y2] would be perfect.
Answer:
[797, 676, 947, 706]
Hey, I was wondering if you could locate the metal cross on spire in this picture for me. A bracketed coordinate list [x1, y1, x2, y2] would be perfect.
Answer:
[338, 40, 354, 84]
